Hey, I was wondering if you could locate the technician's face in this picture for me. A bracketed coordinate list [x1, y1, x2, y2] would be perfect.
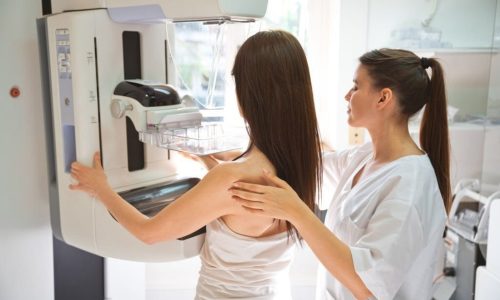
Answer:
[344, 65, 379, 127]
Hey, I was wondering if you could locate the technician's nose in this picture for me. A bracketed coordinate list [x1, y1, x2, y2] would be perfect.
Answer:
[344, 89, 352, 101]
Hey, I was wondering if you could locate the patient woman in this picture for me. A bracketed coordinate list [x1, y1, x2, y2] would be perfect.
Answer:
[69, 30, 322, 300]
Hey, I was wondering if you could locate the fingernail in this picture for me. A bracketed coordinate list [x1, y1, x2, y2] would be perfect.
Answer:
[263, 169, 270, 174]
[232, 183, 240, 187]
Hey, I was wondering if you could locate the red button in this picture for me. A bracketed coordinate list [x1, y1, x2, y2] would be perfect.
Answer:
[10, 86, 20, 98]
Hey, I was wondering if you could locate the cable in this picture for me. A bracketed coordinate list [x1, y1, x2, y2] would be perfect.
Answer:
[165, 22, 228, 109]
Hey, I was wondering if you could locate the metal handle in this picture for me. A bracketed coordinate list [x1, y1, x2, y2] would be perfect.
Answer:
[110, 99, 133, 118]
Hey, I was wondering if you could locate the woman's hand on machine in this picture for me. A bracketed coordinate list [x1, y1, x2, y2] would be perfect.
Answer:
[230, 169, 306, 222]
[69, 152, 110, 198]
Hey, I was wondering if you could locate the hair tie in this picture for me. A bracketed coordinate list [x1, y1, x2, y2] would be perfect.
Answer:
[420, 57, 431, 69]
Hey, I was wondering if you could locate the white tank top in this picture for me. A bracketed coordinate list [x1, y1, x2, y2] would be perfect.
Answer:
[195, 218, 296, 300]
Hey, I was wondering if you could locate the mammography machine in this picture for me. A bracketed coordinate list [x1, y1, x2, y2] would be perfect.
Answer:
[38, 0, 267, 262]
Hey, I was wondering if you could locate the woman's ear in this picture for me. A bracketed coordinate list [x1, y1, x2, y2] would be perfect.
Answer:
[376, 88, 393, 109]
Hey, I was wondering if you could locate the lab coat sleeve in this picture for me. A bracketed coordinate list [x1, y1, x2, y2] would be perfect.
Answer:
[319, 150, 351, 210]
[322, 149, 351, 182]
[349, 199, 425, 300]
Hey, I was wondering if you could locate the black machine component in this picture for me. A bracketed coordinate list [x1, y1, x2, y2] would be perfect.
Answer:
[120, 31, 179, 171]
[122, 31, 142, 80]
[115, 80, 182, 172]
[122, 31, 145, 171]
[114, 81, 181, 107]
[53, 237, 105, 300]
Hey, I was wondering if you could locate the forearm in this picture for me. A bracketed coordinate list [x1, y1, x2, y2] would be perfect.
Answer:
[97, 188, 153, 244]
[200, 155, 219, 170]
[212, 150, 243, 161]
[291, 208, 373, 299]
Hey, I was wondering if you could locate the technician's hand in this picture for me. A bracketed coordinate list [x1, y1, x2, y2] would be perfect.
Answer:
[230, 170, 307, 222]
[69, 152, 111, 198]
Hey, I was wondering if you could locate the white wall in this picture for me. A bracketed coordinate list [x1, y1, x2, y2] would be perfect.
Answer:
[434, 52, 492, 117]
[0, 1, 54, 300]
[482, 2, 500, 189]
[315, 0, 369, 150]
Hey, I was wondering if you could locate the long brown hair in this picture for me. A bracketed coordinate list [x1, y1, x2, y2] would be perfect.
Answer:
[359, 49, 451, 212]
[232, 30, 322, 239]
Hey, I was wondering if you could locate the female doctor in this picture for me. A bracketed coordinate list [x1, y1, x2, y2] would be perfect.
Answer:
[230, 48, 450, 300]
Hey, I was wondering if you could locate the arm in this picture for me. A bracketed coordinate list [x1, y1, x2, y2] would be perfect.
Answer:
[144, 164, 236, 242]
[178, 149, 243, 170]
[231, 170, 373, 299]
[211, 149, 244, 161]
[292, 206, 373, 299]
[70, 152, 237, 244]
[320, 140, 335, 152]
[177, 152, 220, 170]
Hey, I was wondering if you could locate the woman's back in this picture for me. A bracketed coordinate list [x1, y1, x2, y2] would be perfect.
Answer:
[221, 150, 287, 237]
[196, 149, 295, 300]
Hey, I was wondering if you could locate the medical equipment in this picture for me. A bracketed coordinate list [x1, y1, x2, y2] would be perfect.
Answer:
[475, 200, 500, 300]
[38, 0, 267, 262]
[441, 180, 500, 299]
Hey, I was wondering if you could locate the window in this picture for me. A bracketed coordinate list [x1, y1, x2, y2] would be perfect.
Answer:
[169, 0, 308, 125]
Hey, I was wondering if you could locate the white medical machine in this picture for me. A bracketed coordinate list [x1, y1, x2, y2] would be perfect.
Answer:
[439, 180, 500, 300]
[475, 200, 500, 300]
[38, 0, 267, 262]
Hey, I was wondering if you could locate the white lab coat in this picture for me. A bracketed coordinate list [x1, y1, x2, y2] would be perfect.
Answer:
[316, 143, 446, 300]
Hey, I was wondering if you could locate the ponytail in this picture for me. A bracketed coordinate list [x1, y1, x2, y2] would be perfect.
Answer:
[419, 59, 451, 213]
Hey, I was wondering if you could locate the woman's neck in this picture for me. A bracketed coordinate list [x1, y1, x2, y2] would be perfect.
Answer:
[238, 144, 266, 161]
[367, 120, 423, 163]
[237, 144, 276, 172]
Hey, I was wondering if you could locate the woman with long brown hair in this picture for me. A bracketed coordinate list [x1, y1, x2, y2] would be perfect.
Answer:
[231, 49, 450, 300]
[69, 30, 322, 299]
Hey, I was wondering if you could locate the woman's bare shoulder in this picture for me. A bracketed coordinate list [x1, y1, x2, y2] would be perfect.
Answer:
[203, 160, 244, 183]
[206, 157, 272, 184]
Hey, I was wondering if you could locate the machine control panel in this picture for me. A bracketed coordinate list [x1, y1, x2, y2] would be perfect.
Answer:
[55, 28, 76, 173]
